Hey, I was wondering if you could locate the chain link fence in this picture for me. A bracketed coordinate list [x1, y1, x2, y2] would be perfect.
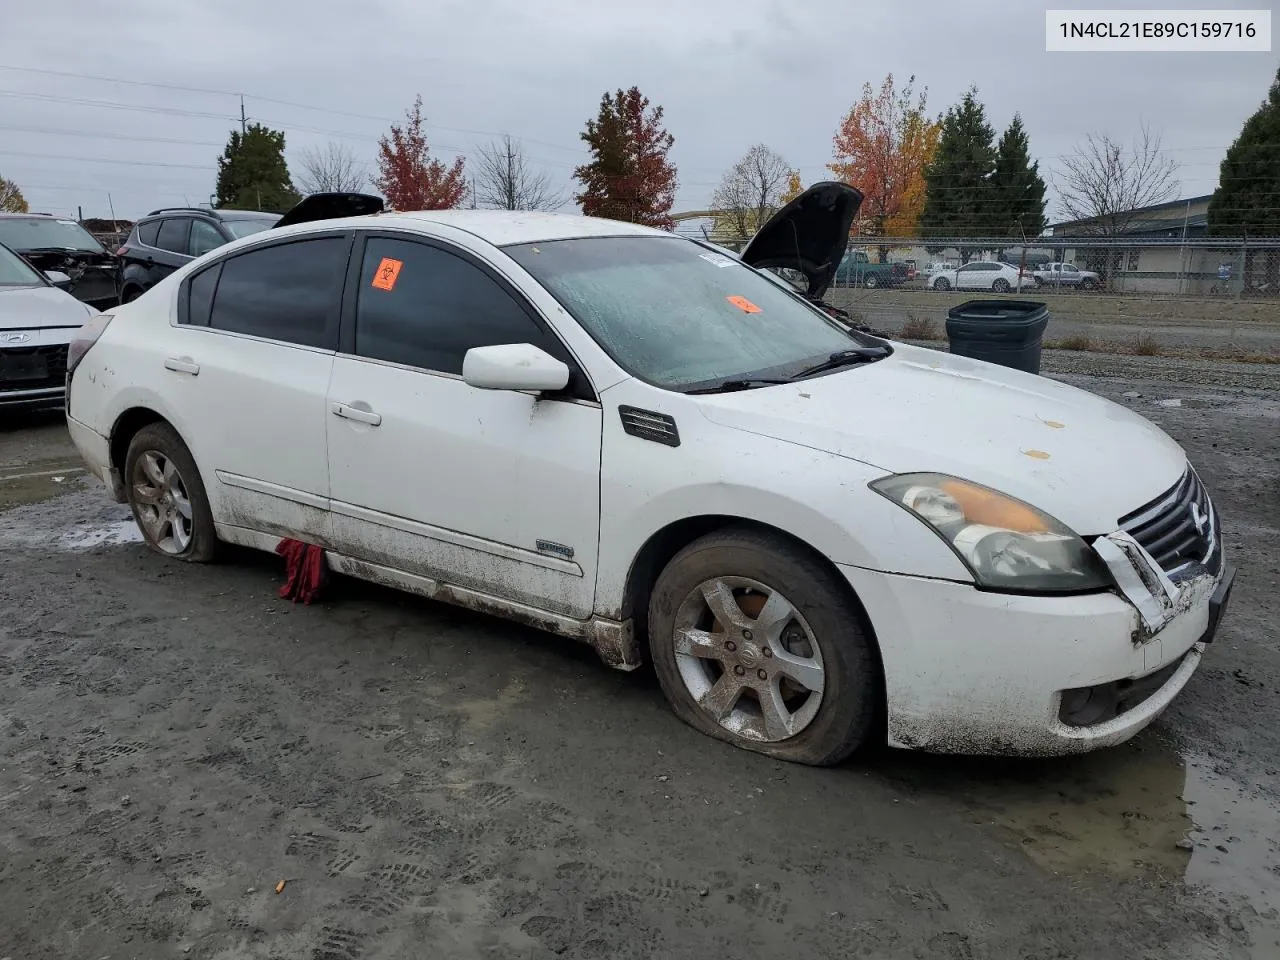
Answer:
[827, 236, 1280, 300]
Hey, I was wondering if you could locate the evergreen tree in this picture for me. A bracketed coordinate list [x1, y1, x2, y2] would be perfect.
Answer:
[989, 114, 1046, 237]
[215, 123, 301, 212]
[1208, 65, 1280, 236]
[918, 88, 996, 245]
[573, 87, 677, 229]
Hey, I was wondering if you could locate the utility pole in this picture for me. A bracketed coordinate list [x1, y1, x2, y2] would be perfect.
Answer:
[240, 96, 247, 135]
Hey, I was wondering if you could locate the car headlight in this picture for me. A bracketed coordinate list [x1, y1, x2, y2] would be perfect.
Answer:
[870, 472, 1112, 593]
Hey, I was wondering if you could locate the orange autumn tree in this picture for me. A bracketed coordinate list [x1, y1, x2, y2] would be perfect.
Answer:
[780, 171, 804, 204]
[828, 74, 940, 251]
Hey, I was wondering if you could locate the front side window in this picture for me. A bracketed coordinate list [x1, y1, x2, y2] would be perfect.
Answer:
[222, 218, 277, 239]
[353, 236, 568, 378]
[504, 236, 879, 390]
[208, 236, 349, 349]
[188, 220, 225, 257]
[0, 217, 105, 254]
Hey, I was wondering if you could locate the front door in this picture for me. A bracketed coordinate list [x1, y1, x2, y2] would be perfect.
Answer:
[325, 232, 602, 619]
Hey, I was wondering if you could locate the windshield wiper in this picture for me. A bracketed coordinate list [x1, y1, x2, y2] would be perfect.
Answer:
[685, 378, 792, 395]
[792, 346, 892, 379]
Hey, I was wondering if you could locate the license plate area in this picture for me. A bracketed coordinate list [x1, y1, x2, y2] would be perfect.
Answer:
[0, 351, 48, 383]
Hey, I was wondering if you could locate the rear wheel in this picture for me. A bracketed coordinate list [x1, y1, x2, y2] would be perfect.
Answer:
[992, 278, 1011, 293]
[124, 423, 218, 562]
[647, 528, 879, 766]
[864, 274, 879, 289]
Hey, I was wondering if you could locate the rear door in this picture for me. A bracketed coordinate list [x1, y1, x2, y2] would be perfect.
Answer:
[152, 217, 194, 284]
[169, 231, 353, 541]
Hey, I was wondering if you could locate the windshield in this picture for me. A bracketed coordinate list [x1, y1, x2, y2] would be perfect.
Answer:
[223, 218, 276, 239]
[505, 235, 879, 390]
[0, 217, 104, 253]
[0, 245, 45, 286]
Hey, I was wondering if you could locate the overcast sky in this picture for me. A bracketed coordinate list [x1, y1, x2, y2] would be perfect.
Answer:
[0, 0, 1275, 226]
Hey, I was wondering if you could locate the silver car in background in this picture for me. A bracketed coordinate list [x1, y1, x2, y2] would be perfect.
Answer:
[0, 242, 97, 412]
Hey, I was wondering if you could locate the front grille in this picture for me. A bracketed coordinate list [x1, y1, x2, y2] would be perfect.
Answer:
[1118, 468, 1221, 581]
[0, 343, 69, 392]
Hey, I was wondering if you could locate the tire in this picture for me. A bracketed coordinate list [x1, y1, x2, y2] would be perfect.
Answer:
[124, 423, 218, 563]
[992, 278, 1011, 293]
[1081, 279, 1097, 291]
[647, 527, 879, 766]
[864, 274, 879, 289]
[933, 278, 951, 291]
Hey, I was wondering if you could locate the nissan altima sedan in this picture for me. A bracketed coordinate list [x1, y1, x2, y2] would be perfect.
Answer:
[63, 187, 1233, 765]
[0, 242, 97, 412]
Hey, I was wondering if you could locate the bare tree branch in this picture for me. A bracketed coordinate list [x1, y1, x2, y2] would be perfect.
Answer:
[296, 141, 367, 194]
[711, 144, 794, 240]
[1055, 124, 1180, 235]
[474, 135, 564, 211]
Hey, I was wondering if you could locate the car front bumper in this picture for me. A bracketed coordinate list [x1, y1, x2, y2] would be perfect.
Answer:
[841, 560, 1230, 757]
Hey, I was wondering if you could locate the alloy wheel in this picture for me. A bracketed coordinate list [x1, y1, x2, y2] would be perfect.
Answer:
[671, 576, 825, 743]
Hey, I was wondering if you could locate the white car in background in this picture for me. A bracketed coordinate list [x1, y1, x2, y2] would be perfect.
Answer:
[64, 186, 1232, 765]
[931, 260, 1033, 293]
[0, 241, 96, 411]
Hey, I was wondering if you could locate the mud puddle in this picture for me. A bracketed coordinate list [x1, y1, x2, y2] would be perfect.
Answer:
[0, 456, 87, 509]
[0, 482, 141, 551]
[874, 736, 1280, 942]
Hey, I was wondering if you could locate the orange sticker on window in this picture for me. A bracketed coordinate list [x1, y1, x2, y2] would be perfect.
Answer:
[726, 295, 761, 313]
[370, 257, 403, 291]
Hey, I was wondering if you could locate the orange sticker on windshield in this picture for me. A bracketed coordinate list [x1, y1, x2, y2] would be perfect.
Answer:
[370, 257, 403, 291]
[726, 295, 761, 314]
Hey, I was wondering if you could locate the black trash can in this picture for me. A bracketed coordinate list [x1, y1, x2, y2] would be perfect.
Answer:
[944, 300, 1050, 374]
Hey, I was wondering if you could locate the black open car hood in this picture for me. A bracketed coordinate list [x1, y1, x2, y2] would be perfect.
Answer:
[273, 192, 384, 229]
[739, 181, 863, 300]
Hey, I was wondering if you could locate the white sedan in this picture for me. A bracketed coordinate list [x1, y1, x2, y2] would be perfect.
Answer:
[931, 260, 1033, 293]
[64, 185, 1232, 765]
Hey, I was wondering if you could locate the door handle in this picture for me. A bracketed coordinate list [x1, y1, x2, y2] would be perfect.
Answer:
[164, 357, 200, 375]
[330, 401, 382, 426]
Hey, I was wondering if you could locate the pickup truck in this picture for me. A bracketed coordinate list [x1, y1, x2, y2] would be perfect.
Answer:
[833, 250, 910, 288]
[1033, 262, 1100, 290]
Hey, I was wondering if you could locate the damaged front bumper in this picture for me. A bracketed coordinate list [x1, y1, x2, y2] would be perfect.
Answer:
[839, 526, 1232, 756]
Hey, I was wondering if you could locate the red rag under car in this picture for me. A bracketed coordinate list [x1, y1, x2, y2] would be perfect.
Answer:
[275, 538, 329, 604]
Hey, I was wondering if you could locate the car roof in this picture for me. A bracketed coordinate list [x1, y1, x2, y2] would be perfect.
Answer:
[268, 209, 667, 247]
[141, 207, 280, 222]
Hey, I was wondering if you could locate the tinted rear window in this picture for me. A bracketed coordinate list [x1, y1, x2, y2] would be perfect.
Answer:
[208, 236, 348, 348]
[138, 221, 161, 247]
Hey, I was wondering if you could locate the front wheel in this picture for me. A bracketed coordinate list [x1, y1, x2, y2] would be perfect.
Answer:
[647, 528, 879, 766]
[124, 423, 218, 562]
[864, 274, 879, 289]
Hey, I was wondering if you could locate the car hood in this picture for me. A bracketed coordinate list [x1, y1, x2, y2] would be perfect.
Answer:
[739, 181, 862, 300]
[0, 285, 93, 329]
[694, 344, 1187, 535]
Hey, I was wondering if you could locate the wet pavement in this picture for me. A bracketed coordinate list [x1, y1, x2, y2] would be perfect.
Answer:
[1, 375, 1277, 959]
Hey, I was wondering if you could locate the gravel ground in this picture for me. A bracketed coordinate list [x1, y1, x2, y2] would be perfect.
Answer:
[1, 366, 1278, 959]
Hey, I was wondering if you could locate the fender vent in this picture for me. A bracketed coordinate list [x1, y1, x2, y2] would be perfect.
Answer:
[619, 406, 680, 447]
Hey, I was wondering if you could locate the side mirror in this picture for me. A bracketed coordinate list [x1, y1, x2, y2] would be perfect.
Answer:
[461, 343, 570, 393]
[45, 270, 72, 288]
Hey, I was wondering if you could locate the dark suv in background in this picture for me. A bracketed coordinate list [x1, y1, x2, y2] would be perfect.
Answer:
[117, 207, 280, 302]
[0, 212, 121, 310]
